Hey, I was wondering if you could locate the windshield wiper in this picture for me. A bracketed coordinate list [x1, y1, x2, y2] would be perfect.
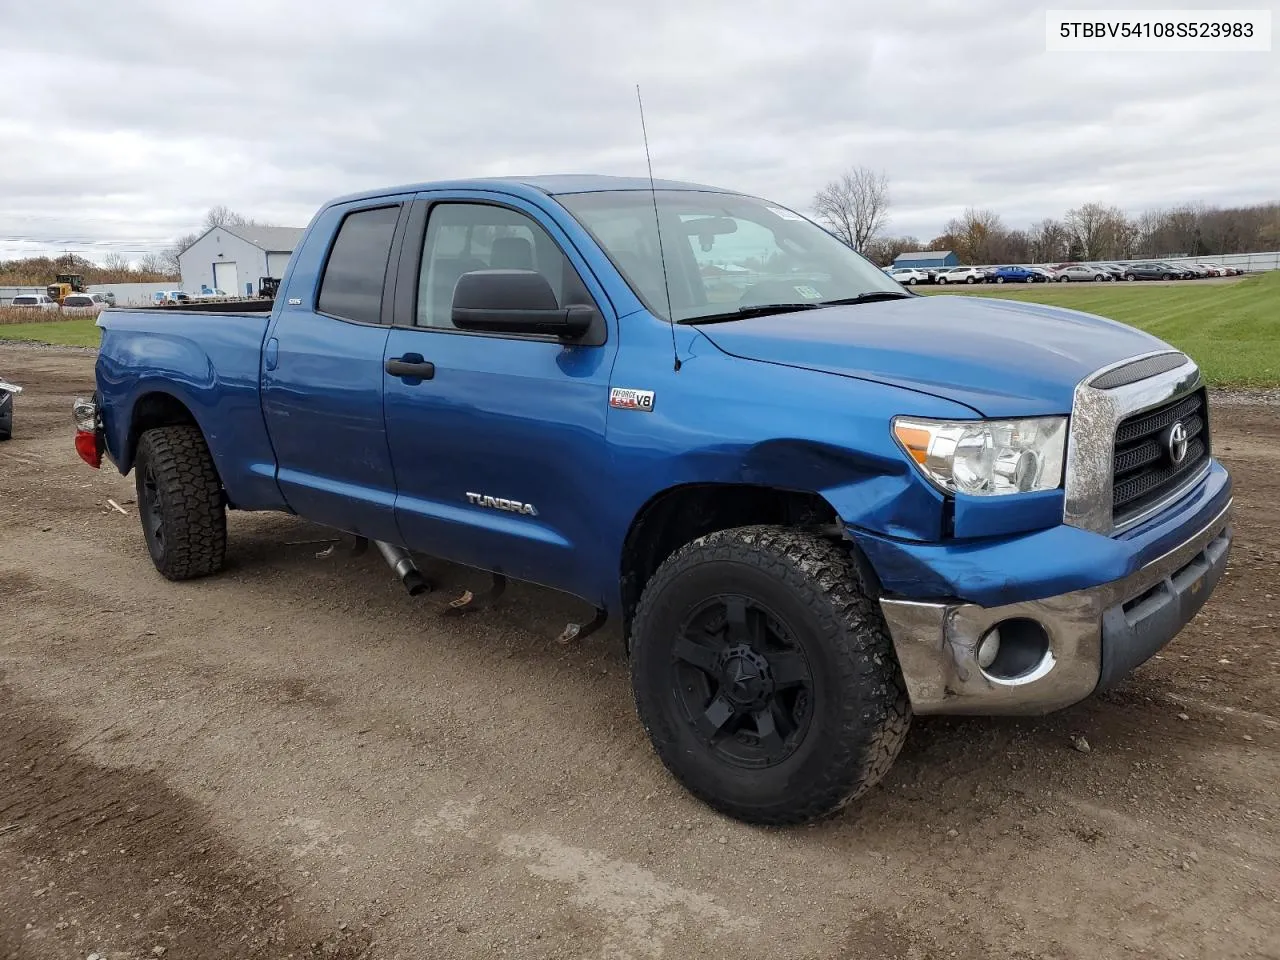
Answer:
[819, 291, 913, 306]
[677, 303, 822, 325]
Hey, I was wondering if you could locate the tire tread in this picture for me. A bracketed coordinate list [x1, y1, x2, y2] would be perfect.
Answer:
[134, 425, 226, 580]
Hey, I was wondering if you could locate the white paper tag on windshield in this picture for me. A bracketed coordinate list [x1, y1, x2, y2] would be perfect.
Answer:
[793, 285, 822, 299]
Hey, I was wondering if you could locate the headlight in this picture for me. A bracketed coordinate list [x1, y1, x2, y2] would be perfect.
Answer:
[892, 416, 1067, 496]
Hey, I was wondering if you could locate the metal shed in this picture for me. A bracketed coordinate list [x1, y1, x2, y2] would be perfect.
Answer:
[179, 224, 303, 297]
[893, 250, 960, 269]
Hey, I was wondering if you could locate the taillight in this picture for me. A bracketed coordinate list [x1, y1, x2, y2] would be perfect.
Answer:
[75, 430, 102, 468]
[72, 397, 102, 468]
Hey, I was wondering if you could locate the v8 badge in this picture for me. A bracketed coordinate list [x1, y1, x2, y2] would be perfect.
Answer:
[609, 387, 656, 412]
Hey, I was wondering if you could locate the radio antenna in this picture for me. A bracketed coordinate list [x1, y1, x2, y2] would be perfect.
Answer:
[636, 84, 681, 372]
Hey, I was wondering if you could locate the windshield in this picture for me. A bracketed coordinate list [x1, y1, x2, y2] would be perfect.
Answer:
[556, 189, 904, 323]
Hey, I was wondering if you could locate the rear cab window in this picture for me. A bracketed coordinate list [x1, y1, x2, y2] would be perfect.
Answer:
[316, 204, 402, 324]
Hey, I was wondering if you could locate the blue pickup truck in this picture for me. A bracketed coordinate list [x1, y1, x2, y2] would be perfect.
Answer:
[72, 175, 1232, 825]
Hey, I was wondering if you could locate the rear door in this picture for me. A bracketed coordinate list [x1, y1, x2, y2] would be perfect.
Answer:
[260, 197, 411, 541]
[379, 192, 619, 600]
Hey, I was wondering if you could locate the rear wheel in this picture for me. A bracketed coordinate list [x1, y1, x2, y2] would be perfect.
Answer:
[965, 276, 976, 284]
[1125, 273, 1136, 281]
[134, 425, 226, 580]
[995, 276, 1005, 284]
[630, 526, 911, 825]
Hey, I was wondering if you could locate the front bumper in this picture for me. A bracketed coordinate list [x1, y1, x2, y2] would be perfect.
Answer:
[880, 499, 1232, 715]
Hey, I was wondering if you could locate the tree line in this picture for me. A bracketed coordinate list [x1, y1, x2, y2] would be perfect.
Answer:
[0, 252, 176, 287]
[815, 166, 1280, 266]
[0, 205, 265, 286]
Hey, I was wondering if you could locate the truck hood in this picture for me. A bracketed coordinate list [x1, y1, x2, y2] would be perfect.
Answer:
[695, 294, 1170, 417]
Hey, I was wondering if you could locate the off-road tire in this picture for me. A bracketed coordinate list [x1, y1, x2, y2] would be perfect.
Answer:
[630, 525, 911, 825]
[134, 425, 226, 580]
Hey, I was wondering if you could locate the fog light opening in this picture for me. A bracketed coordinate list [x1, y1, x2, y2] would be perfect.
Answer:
[980, 618, 1051, 681]
[976, 629, 1001, 669]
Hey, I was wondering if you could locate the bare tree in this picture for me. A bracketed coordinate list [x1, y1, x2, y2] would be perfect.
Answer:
[136, 252, 176, 279]
[943, 208, 1006, 264]
[162, 206, 265, 275]
[202, 205, 257, 231]
[812, 167, 890, 252]
[1065, 203, 1133, 260]
[1030, 218, 1069, 263]
[101, 252, 132, 274]
[863, 235, 920, 267]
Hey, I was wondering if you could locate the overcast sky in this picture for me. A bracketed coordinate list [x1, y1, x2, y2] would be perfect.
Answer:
[1, 0, 1276, 263]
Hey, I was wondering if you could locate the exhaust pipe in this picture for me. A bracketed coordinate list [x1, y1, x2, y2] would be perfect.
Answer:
[375, 540, 429, 596]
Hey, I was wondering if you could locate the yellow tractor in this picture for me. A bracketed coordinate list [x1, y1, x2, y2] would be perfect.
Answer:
[46, 273, 86, 305]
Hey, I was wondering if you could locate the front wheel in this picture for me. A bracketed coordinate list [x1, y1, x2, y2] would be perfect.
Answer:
[995, 276, 1005, 284]
[134, 425, 227, 580]
[1093, 274, 1104, 282]
[937, 277, 947, 284]
[906, 277, 917, 285]
[1125, 273, 1136, 281]
[630, 526, 911, 825]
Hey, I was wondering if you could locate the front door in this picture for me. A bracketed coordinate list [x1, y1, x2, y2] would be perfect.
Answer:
[260, 200, 407, 541]
[381, 194, 618, 602]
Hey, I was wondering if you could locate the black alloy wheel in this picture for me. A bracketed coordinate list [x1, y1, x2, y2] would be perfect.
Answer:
[669, 594, 813, 769]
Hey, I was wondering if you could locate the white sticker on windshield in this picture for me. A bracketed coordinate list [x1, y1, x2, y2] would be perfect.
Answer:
[767, 206, 806, 221]
[793, 285, 822, 299]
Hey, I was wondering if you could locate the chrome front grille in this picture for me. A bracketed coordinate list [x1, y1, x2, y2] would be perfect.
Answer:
[1111, 389, 1209, 525]
[1063, 352, 1208, 535]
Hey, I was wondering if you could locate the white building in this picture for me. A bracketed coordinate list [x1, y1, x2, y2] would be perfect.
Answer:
[178, 225, 304, 297]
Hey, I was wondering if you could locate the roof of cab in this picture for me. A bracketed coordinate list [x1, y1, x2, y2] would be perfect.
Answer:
[323, 174, 744, 208]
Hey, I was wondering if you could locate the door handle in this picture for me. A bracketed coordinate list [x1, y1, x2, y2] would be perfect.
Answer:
[385, 355, 436, 380]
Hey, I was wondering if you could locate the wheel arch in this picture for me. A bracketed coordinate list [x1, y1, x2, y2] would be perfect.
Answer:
[126, 391, 202, 470]
[618, 482, 883, 645]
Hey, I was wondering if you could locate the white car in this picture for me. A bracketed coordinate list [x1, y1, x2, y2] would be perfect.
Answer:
[889, 268, 930, 285]
[1056, 264, 1110, 282]
[936, 266, 986, 285]
[10, 294, 59, 310]
[61, 294, 105, 313]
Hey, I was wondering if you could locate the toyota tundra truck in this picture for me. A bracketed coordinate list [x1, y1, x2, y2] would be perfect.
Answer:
[72, 175, 1232, 825]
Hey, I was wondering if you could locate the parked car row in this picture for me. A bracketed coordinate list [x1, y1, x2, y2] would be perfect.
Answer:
[886, 259, 1244, 285]
[7, 292, 114, 311]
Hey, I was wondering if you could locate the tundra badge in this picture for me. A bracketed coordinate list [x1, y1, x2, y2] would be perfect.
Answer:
[466, 492, 538, 516]
[609, 387, 656, 412]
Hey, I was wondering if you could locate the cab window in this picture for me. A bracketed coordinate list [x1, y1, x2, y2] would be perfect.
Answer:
[415, 203, 593, 331]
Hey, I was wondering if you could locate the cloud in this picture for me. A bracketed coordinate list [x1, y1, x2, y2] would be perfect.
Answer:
[1, 0, 1276, 260]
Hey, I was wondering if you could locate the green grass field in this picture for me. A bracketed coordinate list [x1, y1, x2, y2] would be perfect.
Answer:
[0, 317, 101, 348]
[920, 272, 1279, 386]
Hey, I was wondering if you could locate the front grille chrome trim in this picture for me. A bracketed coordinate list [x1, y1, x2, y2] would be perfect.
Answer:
[1064, 351, 1205, 535]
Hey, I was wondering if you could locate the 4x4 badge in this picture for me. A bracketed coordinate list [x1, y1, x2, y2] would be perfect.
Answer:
[610, 387, 656, 412]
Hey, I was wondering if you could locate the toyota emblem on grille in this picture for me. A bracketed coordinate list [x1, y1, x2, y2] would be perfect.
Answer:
[1166, 420, 1189, 465]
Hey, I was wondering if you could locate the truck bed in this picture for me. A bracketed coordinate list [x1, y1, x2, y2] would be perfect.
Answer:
[125, 298, 276, 313]
[96, 307, 285, 512]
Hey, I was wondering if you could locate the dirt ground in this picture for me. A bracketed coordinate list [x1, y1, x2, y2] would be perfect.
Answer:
[1, 344, 1277, 960]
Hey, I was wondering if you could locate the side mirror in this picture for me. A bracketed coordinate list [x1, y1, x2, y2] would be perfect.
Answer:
[451, 269, 596, 339]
